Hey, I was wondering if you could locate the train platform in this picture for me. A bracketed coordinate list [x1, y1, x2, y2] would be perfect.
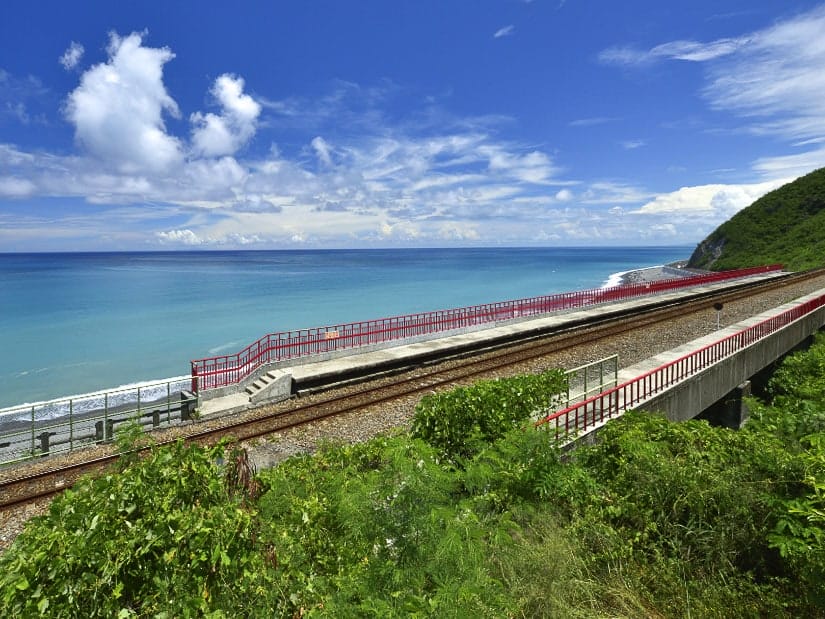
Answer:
[198, 270, 786, 417]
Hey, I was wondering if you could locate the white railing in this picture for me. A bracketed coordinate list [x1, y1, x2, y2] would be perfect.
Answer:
[0, 377, 196, 465]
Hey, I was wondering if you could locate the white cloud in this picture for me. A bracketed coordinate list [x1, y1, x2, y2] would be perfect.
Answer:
[0, 70, 48, 126]
[649, 223, 677, 236]
[65, 31, 183, 173]
[156, 227, 261, 247]
[602, 6, 825, 179]
[156, 228, 203, 245]
[409, 173, 482, 191]
[59, 41, 85, 70]
[702, 6, 825, 145]
[580, 182, 653, 205]
[633, 179, 789, 217]
[599, 36, 750, 66]
[0, 144, 35, 166]
[311, 136, 334, 166]
[191, 74, 261, 157]
[379, 220, 420, 240]
[5, 30, 742, 250]
[653, 38, 750, 62]
[480, 146, 558, 183]
[437, 224, 480, 241]
[752, 146, 825, 179]
[494, 25, 515, 39]
[569, 117, 615, 127]
[0, 176, 36, 197]
[622, 139, 645, 150]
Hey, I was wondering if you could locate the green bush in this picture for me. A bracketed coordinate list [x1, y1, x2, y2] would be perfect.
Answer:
[0, 440, 269, 618]
[410, 369, 566, 463]
[256, 435, 517, 616]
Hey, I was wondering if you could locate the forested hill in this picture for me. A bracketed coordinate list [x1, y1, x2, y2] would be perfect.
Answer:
[687, 166, 825, 272]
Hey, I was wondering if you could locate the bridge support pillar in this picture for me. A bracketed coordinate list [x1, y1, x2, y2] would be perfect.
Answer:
[701, 380, 751, 430]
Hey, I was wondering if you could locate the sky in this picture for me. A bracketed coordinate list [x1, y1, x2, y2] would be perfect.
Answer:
[2, 1, 825, 251]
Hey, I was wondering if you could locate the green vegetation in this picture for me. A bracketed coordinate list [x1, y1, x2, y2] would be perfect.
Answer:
[3, 340, 825, 616]
[688, 166, 825, 271]
[410, 369, 566, 463]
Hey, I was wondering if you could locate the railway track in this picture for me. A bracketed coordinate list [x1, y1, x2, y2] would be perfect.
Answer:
[3, 268, 824, 512]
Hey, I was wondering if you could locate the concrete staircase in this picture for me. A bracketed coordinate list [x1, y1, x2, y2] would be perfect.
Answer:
[244, 369, 294, 405]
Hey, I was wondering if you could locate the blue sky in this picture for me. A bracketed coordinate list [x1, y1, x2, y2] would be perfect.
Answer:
[1, 1, 825, 251]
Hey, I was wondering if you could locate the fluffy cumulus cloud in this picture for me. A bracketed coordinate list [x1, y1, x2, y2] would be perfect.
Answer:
[46, 32, 262, 211]
[59, 41, 84, 70]
[633, 179, 789, 218]
[156, 228, 203, 245]
[65, 32, 183, 173]
[555, 188, 573, 201]
[191, 74, 261, 157]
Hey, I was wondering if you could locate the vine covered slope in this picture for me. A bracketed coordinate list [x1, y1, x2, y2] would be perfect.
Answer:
[688, 166, 825, 271]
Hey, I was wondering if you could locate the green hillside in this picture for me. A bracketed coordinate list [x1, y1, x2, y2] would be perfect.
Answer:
[688, 166, 825, 271]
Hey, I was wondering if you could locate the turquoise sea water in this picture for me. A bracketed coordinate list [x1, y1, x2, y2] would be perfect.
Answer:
[0, 247, 690, 408]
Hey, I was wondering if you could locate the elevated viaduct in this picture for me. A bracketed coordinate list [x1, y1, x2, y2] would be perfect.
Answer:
[541, 287, 825, 443]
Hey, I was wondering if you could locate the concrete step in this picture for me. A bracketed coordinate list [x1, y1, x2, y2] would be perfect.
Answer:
[245, 374, 274, 395]
[248, 369, 295, 405]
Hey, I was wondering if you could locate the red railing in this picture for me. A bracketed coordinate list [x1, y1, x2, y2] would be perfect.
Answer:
[190, 264, 783, 393]
[537, 289, 825, 440]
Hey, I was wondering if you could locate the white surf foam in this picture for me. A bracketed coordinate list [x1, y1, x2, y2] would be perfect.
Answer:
[0, 375, 193, 423]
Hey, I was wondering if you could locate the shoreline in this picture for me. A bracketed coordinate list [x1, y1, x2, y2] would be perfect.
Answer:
[604, 260, 693, 288]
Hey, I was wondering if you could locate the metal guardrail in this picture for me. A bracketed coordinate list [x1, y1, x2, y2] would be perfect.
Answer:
[563, 355, 618, 409]
[0, 377, 196, 465]
[536, 291, 825, 440]
[191, 265, 783, 393]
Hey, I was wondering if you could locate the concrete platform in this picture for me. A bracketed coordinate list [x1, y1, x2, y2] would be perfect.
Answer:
[197, 271, 785, 417]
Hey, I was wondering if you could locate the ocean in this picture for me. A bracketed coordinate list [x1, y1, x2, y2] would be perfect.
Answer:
[0, 247, 691, 408]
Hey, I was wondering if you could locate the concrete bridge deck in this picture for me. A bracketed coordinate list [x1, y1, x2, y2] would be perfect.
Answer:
[618, 286, 825, 420]
[542, 286, 825, 444]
